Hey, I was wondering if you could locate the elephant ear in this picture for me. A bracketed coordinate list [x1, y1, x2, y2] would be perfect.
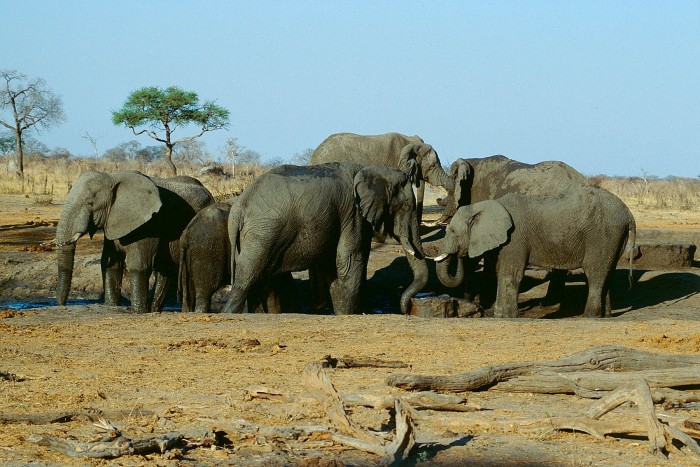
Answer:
[398, 143, 422, 188]
[467, 200, 513, 258]
[104, 172, 162, 240]
[354, 167, 391, 233]
[451, 159, 473, 206]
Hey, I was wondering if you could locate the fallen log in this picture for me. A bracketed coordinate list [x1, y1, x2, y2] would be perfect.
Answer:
[0, 408, 155, 425]
[343, 391, 481, 412]
[492, 368, 700, 395]
[320, 355, 408, 369]
[387, 345, 700, 392]
[28, 432, 183, 458]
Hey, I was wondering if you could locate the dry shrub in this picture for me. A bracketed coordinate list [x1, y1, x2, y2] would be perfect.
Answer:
[0, 155, 270, 202]
[593, 175, 700, 211]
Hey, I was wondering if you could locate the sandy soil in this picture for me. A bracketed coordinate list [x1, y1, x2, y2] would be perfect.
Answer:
[0, 191, 699, 466]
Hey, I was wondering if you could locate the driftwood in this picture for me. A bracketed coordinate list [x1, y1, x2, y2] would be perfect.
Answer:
[302, 362, 417, 463]
[387, 345, 700, 393]
[0, 408, 155, 425]
[343, 391, 481, 412]
[28, 418, 183, 458]
[320, 355, 408, 369]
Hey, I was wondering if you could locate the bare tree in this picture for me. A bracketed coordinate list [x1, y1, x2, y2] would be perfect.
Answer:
[82, 132, 99, 158]
[0, 69, 65, 177]
[222, 137, 243, 178]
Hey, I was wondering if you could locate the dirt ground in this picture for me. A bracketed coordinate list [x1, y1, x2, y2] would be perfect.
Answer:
[1, 191, 699, 466]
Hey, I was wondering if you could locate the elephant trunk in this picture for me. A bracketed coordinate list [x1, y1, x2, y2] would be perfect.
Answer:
[398, 213, 428, 314]
[435, 253, 465, 289]
[55, 203, 85, 306]
[56, 243, 76, 306]
[425, 161, 451, 190]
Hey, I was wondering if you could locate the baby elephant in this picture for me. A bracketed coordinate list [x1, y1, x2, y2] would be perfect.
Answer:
[434, 187, 636, 318]
[178, 202, 297, 313]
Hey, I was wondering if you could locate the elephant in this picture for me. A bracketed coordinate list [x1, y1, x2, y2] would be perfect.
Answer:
[55, 170, 214, 313]
[309, 132, 451, 223]
[433, 187, 636, 318]
[435, 155, 590, 307]
[436, 155, 589, 224]
[178, 201, 299, 314]
[221, 162, 428, 315]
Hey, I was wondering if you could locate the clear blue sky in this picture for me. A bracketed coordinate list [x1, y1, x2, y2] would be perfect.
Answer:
[3, 1, 699, 177]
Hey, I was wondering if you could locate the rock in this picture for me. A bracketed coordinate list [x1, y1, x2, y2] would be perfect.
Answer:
[619, 243, 696, 270]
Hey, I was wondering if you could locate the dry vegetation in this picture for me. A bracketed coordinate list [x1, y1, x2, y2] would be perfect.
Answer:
[3, 155, 700, 212]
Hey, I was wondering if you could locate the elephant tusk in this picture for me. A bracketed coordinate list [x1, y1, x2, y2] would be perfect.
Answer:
[405, 247, 416, 257]
[432, 253, 448, 262]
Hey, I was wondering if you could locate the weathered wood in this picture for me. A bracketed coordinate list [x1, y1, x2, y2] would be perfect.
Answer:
[586, 380, 666, 455]
[342, 391, 481, 412]
[302, 361, 417, 461]
[28, 432, 183, 458]
[0, 408, 155, 425]
[302, 362, 385, 445]
[320, 355, 408, 369]
[387, 346, 700, 392]
[492, 368, 700, 395]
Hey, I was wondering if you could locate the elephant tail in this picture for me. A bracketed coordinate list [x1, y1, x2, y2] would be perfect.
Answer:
[178, 243, 194, 312]
[228, 205, 243, 286]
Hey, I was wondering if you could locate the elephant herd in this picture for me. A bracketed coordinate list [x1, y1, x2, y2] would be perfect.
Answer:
[54, 132, 636, 318]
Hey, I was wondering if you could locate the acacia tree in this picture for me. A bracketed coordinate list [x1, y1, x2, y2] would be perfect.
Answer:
[0, 69, 65, 177]
[112, 86, 229, 176]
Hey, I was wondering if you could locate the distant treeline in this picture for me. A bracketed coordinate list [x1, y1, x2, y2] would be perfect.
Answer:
[1, 154, 699, 210]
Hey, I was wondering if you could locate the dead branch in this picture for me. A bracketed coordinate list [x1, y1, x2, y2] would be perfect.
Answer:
[28, 432, 183, 458]
[342, 391, 481, 412]
[302, 362, 417, 462]
[387, 345, 700, 392]
[492, 367, 700, 395]
[0, 408, 155, 425]
[320, 355, 408, 369]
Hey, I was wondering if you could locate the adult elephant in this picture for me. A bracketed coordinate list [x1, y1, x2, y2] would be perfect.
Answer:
[435, 155, 590, 307]
[55, 171, 214, 313]
[310, 132, 450, 223]
[178, 201, 298, 314]
[433, 187, 636, 318]
[221, 162, 428, 315]
[436, 155, 589, 223]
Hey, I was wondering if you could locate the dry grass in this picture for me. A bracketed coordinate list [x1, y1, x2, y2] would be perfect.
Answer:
[0, 156, 268, 202]
[2, 156, 699, 210]
[591, 175, 700, 211]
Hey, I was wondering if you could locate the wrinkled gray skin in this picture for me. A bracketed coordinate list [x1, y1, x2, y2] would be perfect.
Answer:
[56, 171, 214, 313]
[435, 187, 636, 318]
[437, 155, 590, 307]
[222, 162, 428, 315]
[437, 155, 589, 223]
[178, 201, 298, 314]
[310, 132, 451, 223]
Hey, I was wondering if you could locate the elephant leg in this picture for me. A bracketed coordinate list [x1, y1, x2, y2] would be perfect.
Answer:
[308, 266, 331, 312]
[583, 267, 613, 318]
[272, 272, 299, 313]
[540, 269, 566, 310]
[101, 241, 124, 306]
[478, 254, 498, 309]
[129, 270, 152, 313]
[330, 249, 365, 315]
[493, 263, 524, 318]
[222, 245, 267, 314]
[150, 272, 170, 313]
